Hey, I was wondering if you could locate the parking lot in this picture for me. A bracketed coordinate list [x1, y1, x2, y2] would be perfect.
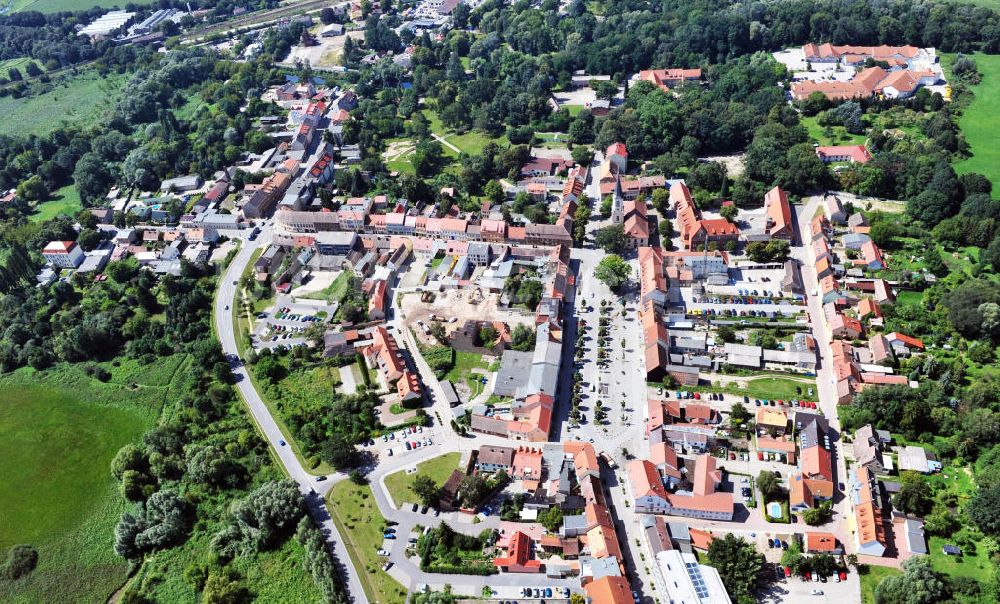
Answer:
[251, 295, 338, 350]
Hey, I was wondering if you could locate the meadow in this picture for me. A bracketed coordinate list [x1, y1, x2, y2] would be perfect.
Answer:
[6, 0, 155, 13]
[0, 357, 186, 603]
[951, 53, 1000, 190]
[0, 70, 122, 137]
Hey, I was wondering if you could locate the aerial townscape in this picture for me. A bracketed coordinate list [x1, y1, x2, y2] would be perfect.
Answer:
[3, 1, 1000, 604]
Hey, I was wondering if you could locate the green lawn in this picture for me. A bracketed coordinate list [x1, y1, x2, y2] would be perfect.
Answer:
[0, 71, 123, 137]
[300, 270, 353, 304]
[951, 53, 1000, 190]
[30, 183, 82, 223]
[860, 565, 902, 604]
[383, 452, 461, 508]
[0, 57, 44, 76]
[928, 535, 995, 586]
[443, 350, 489, 384]
[895, 290, 923, 308]
[422, 109, 508, 156]
[0, 359, 187, 603]
[327, 480, 408, 604]
[564, 104, 585, 117]
[801, 114, 867, 147]
[680, 375, 816, 402]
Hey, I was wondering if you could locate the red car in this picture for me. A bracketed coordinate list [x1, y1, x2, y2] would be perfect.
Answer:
[693, 392, 701, 400]
[784, 567, 792, 578]
[839, 571, 847, 581]
[757, 451, 764, 460]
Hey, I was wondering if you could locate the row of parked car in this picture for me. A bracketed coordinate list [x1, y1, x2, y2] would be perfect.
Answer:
[753, 398, 818, 409]
[269, 306, 324, 322]
[518, 587, 569, 599]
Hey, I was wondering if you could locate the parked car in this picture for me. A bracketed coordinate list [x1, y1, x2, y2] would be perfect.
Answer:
[377, 549, 389, 556]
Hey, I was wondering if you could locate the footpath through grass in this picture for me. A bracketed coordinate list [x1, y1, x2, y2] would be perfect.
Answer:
[327, 480, 408, 604]
[383, 452, 461, 508]
[951, 53, 1000, 190]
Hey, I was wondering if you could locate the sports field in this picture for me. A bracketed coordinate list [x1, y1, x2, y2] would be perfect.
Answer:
[952, 53, 1000, 190]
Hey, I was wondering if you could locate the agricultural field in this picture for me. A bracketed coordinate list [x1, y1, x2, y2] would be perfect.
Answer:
[383, 452, 461, 508]
[0, 357, 186, 603]
[4, 0, 155, 13]
[327, 480, 408, 604]
[30, 183, 82, 223]
[951, 53, 1000, 189]
[0, 71, 123, 137]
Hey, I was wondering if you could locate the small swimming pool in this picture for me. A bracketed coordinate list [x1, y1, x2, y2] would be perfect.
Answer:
[767, 502, 783, 518]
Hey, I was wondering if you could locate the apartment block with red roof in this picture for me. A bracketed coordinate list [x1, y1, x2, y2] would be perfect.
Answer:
[42, 240, 84, 268]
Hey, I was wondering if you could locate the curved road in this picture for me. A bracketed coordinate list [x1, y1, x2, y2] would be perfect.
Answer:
[213, 224, 369, 604]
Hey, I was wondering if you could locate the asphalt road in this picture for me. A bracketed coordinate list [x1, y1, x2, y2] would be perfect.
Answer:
[213, 222, 370, 604]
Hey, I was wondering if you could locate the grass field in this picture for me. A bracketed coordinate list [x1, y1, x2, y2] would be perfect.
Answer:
[383, 452, 461, 508]
[0, 57, 44, 76]
[801, 115, 867, 147]
[423, 109, 508, 156]
[6, 0, 155, 13]
[327, 480, 408, 604]
[679, 375, 816, 402]
[443, 350, 489, 384]
[859, 565, 902, 603]
[928, 535, 995, 585]
[0, 71, 123, 137]
[0, 358, 188, 603]
[300, 270, 353, 303]
[951, 53, 1000, 190]
[30, 183, 82, 223]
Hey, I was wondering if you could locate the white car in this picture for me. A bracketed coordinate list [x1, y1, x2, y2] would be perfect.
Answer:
[377, 549, 389, 556]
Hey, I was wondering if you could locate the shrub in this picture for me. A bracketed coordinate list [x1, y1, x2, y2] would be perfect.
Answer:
[1, 544, 38, 581]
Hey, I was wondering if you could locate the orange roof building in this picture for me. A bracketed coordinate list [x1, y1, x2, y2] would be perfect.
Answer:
[805, 532, 842, 554]
[584, 576, 632, 604]
[638, 68, 702, 93]
[764, 186, 794, 240]
[816, 145, 872, 164]
[493, 531, 543, 573]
